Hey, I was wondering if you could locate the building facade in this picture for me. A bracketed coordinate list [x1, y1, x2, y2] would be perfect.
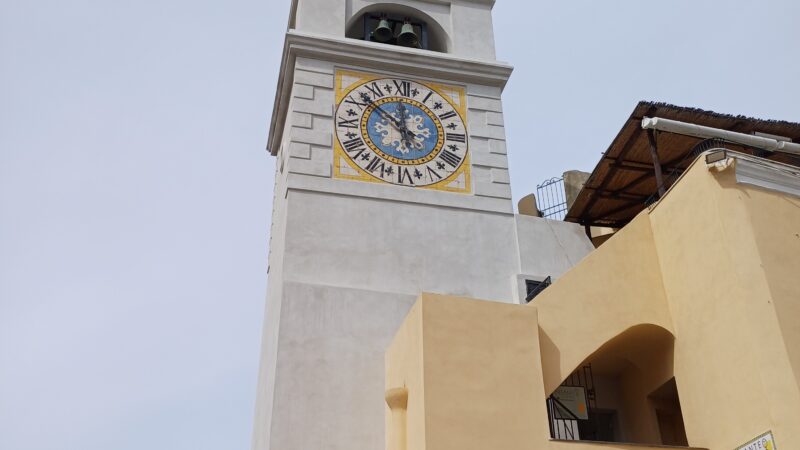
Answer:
[253, 2, 800, 450]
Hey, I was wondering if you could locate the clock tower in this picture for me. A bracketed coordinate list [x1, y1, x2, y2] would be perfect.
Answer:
[252, 1, 591, 449]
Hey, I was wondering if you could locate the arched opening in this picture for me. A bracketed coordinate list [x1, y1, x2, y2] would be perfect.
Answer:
[547, 324, 689, 446]
[345, 4, 449, 53]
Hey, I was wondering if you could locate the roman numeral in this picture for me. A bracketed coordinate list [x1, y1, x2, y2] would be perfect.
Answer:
[365, 155, 386, 176]
[439, 149, 462, 167]
[363, 82, 385, 99]
[422, 91, 433, 104]
[344, 95, 369, 109]
[426, 166, 443, 180]
[397, 167, 415, 185]
[439, 111, 457, 120]
[342, 137, 366, 152]
[393, 80, 411, 97]
[446, 133, 466, 143]
[337, 118, 359, 129]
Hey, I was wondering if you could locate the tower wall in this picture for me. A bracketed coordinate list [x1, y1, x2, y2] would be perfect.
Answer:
[254, 2, 595, 449]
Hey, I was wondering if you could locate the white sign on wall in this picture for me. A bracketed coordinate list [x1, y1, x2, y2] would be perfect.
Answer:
[736, 431, 777, 450]
[552, 386, 589, 420]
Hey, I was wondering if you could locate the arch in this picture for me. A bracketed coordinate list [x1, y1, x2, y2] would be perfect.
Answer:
[345, 3, 450, 53]
[548, 324, 687, 445]
[578, 324, 675, 381]
[535, 213, 676, 396]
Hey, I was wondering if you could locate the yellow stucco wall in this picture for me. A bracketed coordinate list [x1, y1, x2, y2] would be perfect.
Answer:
[386, 293, 550, 450]
[532, 210, 684, 445]
[532, 157, 800, 448]
[385, 155, 799, 450]
[420, 294, 548, 450]
[535, 212, 674, 396]
[740, 170, 800, 391]
[648, 159, 800, 449]
[385, 300, 426, 450]
[386, 293, 706, 450]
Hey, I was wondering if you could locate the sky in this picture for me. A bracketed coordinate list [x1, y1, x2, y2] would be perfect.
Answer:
[1, 1, 798, 449]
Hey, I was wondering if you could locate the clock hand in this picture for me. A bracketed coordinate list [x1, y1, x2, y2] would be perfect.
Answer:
[359, 92, 404, 130]
[396, 103, 417, 145]
[366, 96, 419, 147]
[376, 101, 416, 146]
[374, 104, 401, 127]
[397, 102, 409, 130]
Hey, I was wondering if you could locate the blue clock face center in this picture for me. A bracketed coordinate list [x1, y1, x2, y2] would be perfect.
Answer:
[366, 102, 439, 161]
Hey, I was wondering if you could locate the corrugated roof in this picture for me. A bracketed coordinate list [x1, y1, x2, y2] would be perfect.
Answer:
[565, 101, 800, 228]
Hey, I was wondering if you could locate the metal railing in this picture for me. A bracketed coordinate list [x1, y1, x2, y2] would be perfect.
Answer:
[547, 395, 581, 440]
[536, 177, 568, 220]
[547, 365, 597, 441]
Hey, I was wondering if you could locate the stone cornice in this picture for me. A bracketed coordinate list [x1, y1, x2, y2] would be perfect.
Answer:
[266, 31, 513, 155]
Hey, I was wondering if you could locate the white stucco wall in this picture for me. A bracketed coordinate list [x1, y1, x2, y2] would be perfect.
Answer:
[268, 282, 417, 450]
[516, 215, 595, 281]
[283, 190, 520, 300]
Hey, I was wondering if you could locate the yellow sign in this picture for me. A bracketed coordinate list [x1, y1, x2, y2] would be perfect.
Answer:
[333, 69, 471, 193]
[736, 431, 777, 450]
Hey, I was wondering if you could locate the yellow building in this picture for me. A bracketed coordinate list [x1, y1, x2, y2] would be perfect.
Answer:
[384, 111, 800, 450]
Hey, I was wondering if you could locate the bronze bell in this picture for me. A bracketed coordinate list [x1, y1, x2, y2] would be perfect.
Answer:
[396, 22, 419, 48]
[372, 18, 393, 43]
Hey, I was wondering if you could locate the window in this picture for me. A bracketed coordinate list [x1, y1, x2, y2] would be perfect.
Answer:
[525, 276, 551, 303]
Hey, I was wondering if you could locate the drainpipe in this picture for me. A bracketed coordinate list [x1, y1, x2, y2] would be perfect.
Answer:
[641, 117, 800, 155]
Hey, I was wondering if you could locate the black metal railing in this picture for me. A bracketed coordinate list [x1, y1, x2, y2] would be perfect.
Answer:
[546, 365, 597, 441]
[547, 395, 582, 440]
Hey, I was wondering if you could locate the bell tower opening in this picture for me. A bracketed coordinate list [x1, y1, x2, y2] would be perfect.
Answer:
[345, 4, 449, 52]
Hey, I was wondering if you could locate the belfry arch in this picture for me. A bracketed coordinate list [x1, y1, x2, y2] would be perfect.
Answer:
[345, 3, 451, 53]
[548, 324, 688, 445]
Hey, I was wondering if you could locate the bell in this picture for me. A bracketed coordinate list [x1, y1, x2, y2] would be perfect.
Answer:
[396, 22, 419, 48]
[372, 18, 393, 43]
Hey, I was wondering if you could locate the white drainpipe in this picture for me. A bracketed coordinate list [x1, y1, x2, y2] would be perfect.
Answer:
[641, 117, 800, 156]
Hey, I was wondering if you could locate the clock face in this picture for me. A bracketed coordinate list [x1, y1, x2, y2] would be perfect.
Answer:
[333, 70, 470, 193]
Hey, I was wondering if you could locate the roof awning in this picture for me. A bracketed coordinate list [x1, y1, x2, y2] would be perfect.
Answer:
[565, 101, 800, 228]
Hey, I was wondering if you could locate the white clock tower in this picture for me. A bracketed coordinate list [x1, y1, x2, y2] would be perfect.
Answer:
[253, 1, 593, 449]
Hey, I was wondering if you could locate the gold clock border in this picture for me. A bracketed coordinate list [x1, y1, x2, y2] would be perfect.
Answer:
[333, 68, 472, 194]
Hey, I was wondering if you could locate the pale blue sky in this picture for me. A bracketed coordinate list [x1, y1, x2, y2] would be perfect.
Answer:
[1, 1, 797, 449]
